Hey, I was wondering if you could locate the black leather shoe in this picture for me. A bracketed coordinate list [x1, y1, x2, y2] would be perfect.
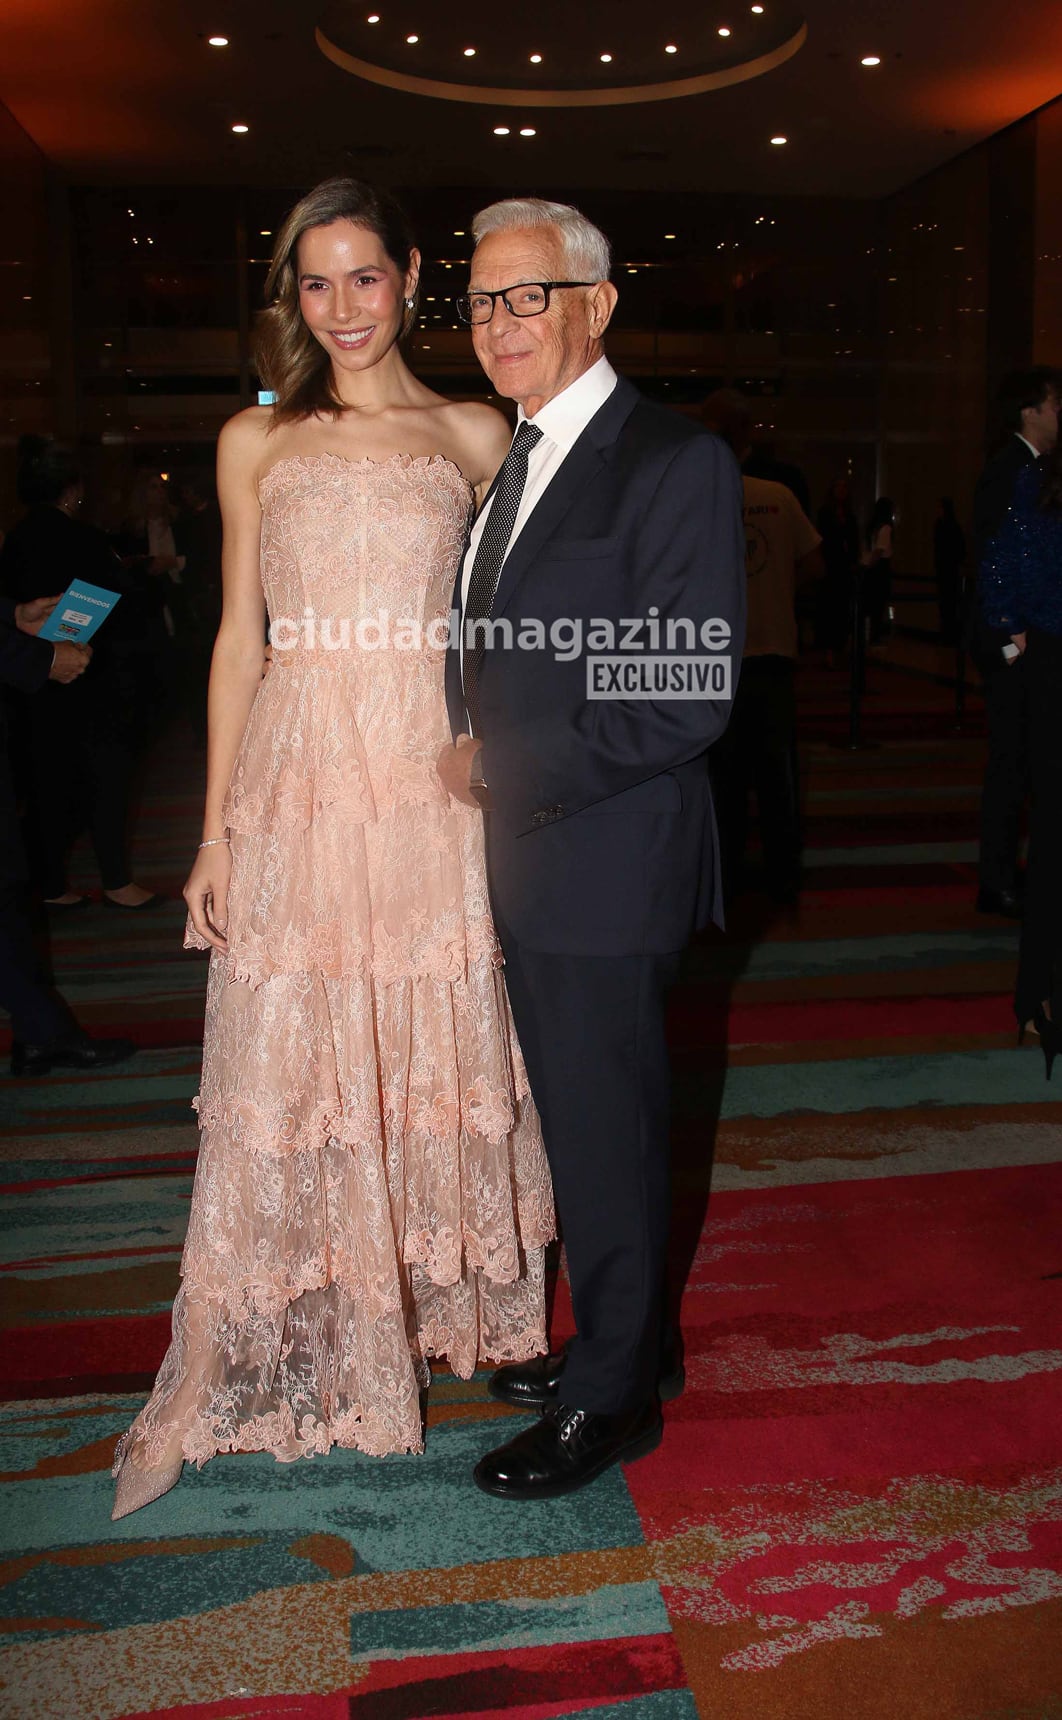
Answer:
[10, 1034, 138, 1077]
[473, 1400, 663, 1500]
[975, 886, 1022, 919]
[488, 1336, 685, 1410]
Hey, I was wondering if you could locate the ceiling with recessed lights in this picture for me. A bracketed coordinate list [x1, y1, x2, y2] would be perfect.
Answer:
[1, 0, 1061, 197]
[315, 3, 807, 105]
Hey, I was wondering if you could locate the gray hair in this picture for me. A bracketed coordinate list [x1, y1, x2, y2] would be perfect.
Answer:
[471, 198, 612, 282]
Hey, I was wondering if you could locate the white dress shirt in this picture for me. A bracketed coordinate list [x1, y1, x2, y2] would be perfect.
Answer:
[460, 355, 619, 607]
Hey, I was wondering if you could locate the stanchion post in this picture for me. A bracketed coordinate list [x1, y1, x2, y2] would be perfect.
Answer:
[848, 567, 865, 750]
[954, 572, 968, 730]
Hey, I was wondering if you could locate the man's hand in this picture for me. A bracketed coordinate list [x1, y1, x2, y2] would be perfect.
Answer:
[1008, 632, 1027, 658]
[49, 642, 92, 684]
[15, 595, 61, 636]
[436, 733, 483, 807]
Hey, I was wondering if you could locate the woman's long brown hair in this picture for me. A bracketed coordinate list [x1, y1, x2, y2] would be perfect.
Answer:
[255, 177, 419, 425]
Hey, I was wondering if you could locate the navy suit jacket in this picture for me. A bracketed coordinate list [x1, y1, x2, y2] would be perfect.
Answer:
[445, 375, 746, 956]
[967, 435, 1037, 673]
[0, 596, 53, 698]
[0, 596, 52, 881]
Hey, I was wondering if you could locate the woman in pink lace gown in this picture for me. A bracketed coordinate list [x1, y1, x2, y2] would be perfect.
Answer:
[112, 179, 553, 1518]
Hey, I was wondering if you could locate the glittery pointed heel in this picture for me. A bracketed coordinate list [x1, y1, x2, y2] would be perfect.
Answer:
[111, 1431, 184, 1521]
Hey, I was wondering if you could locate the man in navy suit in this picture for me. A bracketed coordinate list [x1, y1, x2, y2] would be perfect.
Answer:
[969, 367, 1059, 919]
[438, 199, 745, 1500]
[0, 596, 135, 1075]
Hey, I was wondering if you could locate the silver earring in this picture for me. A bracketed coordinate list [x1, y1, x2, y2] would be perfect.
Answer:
[405, 297, 415, 309]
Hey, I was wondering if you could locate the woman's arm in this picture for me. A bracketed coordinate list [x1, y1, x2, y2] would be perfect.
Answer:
[183, 410, 268, 947]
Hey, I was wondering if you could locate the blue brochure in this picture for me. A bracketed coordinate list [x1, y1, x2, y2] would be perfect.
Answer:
[38, 580, 122, 645]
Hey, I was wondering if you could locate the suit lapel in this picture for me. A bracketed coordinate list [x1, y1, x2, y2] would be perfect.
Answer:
[491, 376, 640, 620]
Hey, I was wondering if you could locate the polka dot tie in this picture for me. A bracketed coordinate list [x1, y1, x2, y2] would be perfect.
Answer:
[461, 420, 544, 737]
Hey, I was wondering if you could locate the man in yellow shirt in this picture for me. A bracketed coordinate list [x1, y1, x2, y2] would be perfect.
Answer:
[702, 390, 822, 904]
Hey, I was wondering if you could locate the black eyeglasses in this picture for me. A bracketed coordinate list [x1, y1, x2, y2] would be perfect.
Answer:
[454, 280, 596, 326]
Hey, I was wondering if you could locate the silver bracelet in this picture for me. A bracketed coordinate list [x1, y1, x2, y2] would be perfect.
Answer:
[198, 837, 231, 849]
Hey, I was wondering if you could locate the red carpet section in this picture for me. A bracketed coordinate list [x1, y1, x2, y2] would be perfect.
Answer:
[1, 643, 1061, 1719]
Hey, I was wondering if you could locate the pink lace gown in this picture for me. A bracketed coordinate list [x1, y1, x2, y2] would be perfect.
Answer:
[125, 451, 554, 1466]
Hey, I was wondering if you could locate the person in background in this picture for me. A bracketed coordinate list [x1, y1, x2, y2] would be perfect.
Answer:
[933, 497, 966, 645]
[979, 440, 1062, 1077]
[0, 594, 136, 1075]
[0, 436, 165, 911]
[172, 475, 223, 746]
[173, 475, 222, 625]
[816, 476, 861, 666]
[702, 389, 822, 905]
[743, 444, 812, 517]
[969, 366, 1060, 920]
[110, 471, 181, 746]
[862, 496, 895, 646]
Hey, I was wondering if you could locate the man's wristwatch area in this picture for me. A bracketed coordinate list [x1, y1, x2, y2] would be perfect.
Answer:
[468, 750, 491, 809]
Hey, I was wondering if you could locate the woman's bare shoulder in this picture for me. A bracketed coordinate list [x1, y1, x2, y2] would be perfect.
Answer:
[218, 404, 273, 453]
[437, 400, 512, 485]
[217, 407, 277, 491]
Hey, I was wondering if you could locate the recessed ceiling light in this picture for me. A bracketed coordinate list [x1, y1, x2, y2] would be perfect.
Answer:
[231, 123, 249, 133]
[453, 229, 465, 236]
[260, 228, 272, 236]
[751, 4, 764, 11]
[208, 35, 229, 47]
[665, 44, 678, 53]
[770, 134, 787, 145]
[718, 26, 732, 36]
[520, 126, 537, 136]
[665, 233, 676, 239]
[406, 34, 418, 44]
[530, 52, 542, 63]
[861, 55, 881, 66]
[493, 125, 510, 135]
[463, 46, 476, 56]
[600, 53, 613, 63]
[367, 12, 380, 20]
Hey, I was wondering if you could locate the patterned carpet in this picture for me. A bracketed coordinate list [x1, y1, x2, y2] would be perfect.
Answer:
[2, 633, 1061, 1720]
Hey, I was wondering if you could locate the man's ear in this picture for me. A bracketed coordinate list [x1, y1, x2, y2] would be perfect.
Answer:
[588, 280, 619, 339]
